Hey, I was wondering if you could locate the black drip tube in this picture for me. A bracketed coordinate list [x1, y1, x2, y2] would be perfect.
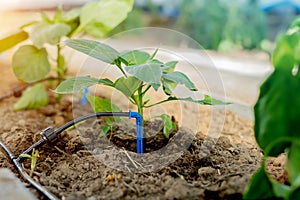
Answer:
[0, 112, 130, 200]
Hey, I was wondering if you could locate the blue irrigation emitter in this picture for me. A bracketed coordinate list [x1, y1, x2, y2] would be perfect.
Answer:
[80, 88, 89, 105]
[129, 110, 143, 155]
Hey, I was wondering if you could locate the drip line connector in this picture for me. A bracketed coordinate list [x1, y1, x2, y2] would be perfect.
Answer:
[40, 127, 57, 143]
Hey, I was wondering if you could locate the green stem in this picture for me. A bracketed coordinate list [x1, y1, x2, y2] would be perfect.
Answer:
[137, 85, 143, 116]
[142, 84, 151, 96]
[144, 98, 173, 108]
[57, 44, 65, 83]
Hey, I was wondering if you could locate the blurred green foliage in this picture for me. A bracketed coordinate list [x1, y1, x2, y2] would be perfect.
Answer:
[176, 0, 227, 49]
[176, 0, 267, 50]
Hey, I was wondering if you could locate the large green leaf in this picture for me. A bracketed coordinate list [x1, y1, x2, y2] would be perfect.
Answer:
[120, 50, 150, 65]
[286, 143, 300, 186]
[64, 39, 119, 64]
[29, 22, 71, 48]
[54, 76, 113, 94]
[114, 76, 142, 98]
[272, 33, 299, 71]
[163, 71, 197, 91]
[86, 95, 121, 112]
[243, 166, 276, 200]
[12, 45, 50, 83]
[13, 83, 48, 111]
[0, 30, 28, 52]
[77, 0, 133, 37]
[125, 62, 162, 90]
[254, 69, 300, 153]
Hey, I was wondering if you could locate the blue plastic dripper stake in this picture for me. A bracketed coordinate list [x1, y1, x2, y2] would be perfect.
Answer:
[80, 88, 89, 105]
[129, 110, 143, 155]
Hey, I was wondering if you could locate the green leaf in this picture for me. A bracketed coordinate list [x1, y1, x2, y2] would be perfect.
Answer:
[243, 166, 276, 199]
[114, 76, 142, 98]
[270, 178, 292, 199]
[77, 0, 134, 37]
[14, 83, 48, 111]
[289, 187, 300, 200]
[54, 76, 113, 94]
[163, 71, 197, 91]
[29, 22, 71, 48]
[167, 95, 228, 105]
[100, 126, 110, 137]
[264, 137, 292, 157]
[12, 45, 50, 83]
[120, 50, 151, 65]
[0, 30, 28, 52]
[63, 8, 81, 22]
[158, 114, 174, 138]
[20, 154, 32, 159]
[272, 33, 299, 71]
[291, 17, 300, 28]
[64, 39, 120, 64]
[286, 142, 300, 186]
[104, 117, 112, 125]
[86, 95, 121, 112]
[254, 69, 300, 153]
[162, 79, 177, 95]
[125, 62, 162, 90]
[161, 61, 178, 72]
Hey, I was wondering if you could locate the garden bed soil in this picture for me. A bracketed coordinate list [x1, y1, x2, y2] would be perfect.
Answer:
[0, 63, 286, 200]
[0, 94, 265, 200]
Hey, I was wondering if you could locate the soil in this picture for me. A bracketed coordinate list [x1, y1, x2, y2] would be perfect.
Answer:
[0, 63, 286, 200]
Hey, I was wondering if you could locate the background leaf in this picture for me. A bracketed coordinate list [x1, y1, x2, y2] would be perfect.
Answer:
[254, 69, 300, 153]
[163, 71, 197, 91]
[30, 22, 71, 48]
[64, 39, 120, 64]
[86, 95, 121, 112]
[0, 30, 28, 52]
[125, 62, 162, 90]
[286, 143, 300, 186]
[272, 34, 299, 71]
[120, 50, 150, 65]
[12, 45, 50, 83]
[243, 166, 276, 199]
[78, 0, 134, 37]
[54, 76, 113, 94]
[13, 83, 48, 111]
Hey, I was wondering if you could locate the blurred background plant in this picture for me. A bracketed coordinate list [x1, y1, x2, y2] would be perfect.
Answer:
[112, 0, 300, 52]
[0, 0, 134, 111]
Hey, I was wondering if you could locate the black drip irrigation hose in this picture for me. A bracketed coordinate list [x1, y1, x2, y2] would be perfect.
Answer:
[0, 112, 131, 200]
